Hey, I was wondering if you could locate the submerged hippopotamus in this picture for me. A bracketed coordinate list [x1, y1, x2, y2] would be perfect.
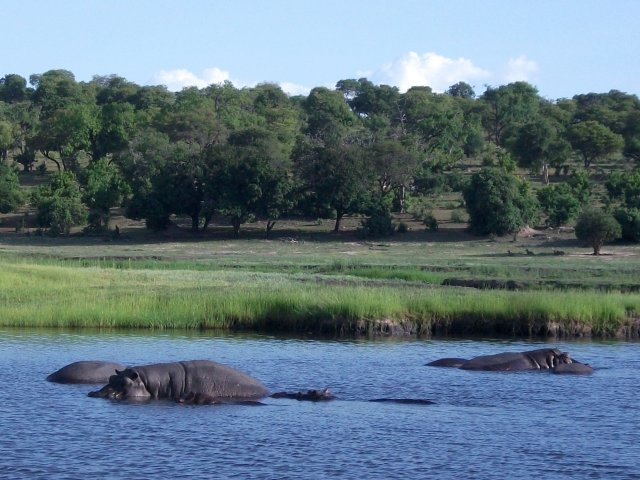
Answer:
[46, 361, 127, 384]
[270, 388, 336, 402]
[426, 348, 593, 374]
[89, 360, 269, 402]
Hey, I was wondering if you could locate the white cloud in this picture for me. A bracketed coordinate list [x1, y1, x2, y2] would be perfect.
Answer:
[503, 55, 539, 83]
[375, 52, 491, 93]
[154, 67, 232, 91]
[277, 81, 312, 96]
[153, 67, 311, 96]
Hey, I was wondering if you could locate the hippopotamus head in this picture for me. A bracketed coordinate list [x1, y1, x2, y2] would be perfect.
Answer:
[551, 350, 573, 367]
[528, 348, 573, 369]
[88, 369, 150, 400]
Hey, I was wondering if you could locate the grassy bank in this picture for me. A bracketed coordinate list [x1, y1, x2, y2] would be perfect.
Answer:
[1, 256, 638, 338]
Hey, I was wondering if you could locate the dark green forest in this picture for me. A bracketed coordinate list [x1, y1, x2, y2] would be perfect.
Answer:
[1, 69, 639, 243]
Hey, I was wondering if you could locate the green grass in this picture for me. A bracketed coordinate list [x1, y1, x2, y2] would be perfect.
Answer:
[0, 255, 638, 337]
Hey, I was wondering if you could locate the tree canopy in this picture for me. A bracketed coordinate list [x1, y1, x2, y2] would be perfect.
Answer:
[0, 69, 638, 240]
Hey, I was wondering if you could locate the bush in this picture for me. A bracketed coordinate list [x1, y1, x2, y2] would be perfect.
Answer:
[423, 213, 439, 232]
[0, 162, 25, 213]
[396, 222, 409, 234]
[613, 208, 640, 242]
[575, 208, 622, 255]
[450, 209, 466, 224]
[463, 168, 539, 236]
[31, 171, 87, 236]
[537, 183, 581, 227]
[358, 214, 395, 238]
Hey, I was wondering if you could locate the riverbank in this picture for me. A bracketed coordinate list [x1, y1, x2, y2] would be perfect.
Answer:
[1, 235, 639, 338]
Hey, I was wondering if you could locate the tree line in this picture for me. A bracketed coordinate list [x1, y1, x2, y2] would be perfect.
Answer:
[0, 69, 639, 243]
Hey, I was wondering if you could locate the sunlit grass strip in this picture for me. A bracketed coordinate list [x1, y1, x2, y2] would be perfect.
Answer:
[0, 260, 638, 336]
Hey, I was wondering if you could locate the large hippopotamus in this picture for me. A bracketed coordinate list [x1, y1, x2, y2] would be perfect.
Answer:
[46, 361, 127, 384]
[427, 348, 593, 374]
[89, 360, 269, 401]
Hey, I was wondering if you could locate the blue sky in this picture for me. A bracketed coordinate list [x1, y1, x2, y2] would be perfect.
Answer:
[4, 0, 639, 99]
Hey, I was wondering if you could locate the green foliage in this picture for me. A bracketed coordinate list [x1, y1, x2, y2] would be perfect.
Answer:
[3, 69, 640, 243]
[606, 169, 640, 243]
[568, 120, 624, 168]
[613, 208, 640, 242]
[424, 213, 439, 232]
[0, 161, 25, 213]
[358, 213, 395, 238]
[480, 144, 517, 173]
[81, 158, 130, 231]
[450, 209, 466, 224]
[575, 208, 622, 255]
[606, 169, 640, 209]
[537, 183, 582, 227]
[31, 171, 87, 235]
[463, 167, 540, 236]
[480, 82, 541, 146]
[295, 140, 372, 231]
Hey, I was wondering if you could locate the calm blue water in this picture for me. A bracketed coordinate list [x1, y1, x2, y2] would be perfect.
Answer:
[0, 329, 638, 479]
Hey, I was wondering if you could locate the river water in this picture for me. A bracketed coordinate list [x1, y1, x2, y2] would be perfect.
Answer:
[0, 329, 638, 479]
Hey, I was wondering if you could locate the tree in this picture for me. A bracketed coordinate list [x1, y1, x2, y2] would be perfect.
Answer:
[32, 171, 87, 235]
[446, 81, 475, 99]
[295, 139, 372, 232]
[510, 116, 570, 184]
[606, 169, 640, 242]
[463, 167, 539, 237]
[303, 87, 357, 145]
[208, 127, 294, 237]
[606, 169, 640, 209]
[0, 74, 30, 103]
[0, 120, 12, 161]
[0, 162, 25, 213]
[574, 208, 621, 255]
[81, 158, 130, 231]
[480, 82, 541, 146]
[368, 139, 417, 211]
[537, 183, 581, 227]
[568, 120, 624, 169]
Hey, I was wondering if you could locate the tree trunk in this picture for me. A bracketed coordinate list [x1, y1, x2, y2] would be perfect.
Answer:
[333, 213, 343, 232]
[542, 163, 549, 185]
[266, 220, 276, 238]
[190, 214, 200, 233]
[232, 218, 241, 237]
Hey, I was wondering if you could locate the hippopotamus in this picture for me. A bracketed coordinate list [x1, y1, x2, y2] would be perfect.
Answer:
[270, 388, 336, 402]
[88, 360, 269, 402]
[551, 361, 594, 375]
[427, 348, 592, 373]
[46, 361, 127, 384]
[369, 398, 435, 405]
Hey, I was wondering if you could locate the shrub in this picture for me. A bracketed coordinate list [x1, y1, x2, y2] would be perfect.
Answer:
[358, 214, 395, 238]
[424, 214, 439, 232]
[31, 171, 87, 236]
[396, 222, 409, 234]
[450, 209, 466, 224]
[537, 183, 581, 227]
[613, 208, 640, 242]
[463, 167, 539, 236]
